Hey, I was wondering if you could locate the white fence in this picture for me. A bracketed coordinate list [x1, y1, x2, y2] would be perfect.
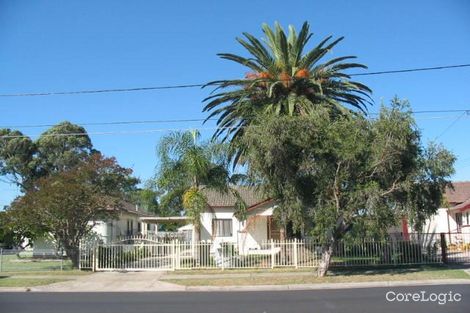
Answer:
[79, 236, 451, 271]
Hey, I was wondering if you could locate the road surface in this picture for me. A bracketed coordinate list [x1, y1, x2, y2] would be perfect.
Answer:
[1, 284, 469, 313]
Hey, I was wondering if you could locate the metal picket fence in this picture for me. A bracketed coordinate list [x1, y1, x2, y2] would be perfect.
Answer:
[80, 235, 451, 271]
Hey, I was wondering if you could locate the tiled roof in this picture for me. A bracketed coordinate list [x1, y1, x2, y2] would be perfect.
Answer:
[445, 182, 470, 204]
[119, 202, 156, 217]
[452, 198, 470, 212]
[201, 186, 269, 208]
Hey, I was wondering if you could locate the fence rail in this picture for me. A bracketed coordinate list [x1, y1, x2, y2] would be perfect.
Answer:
[78, 233, 470, 271]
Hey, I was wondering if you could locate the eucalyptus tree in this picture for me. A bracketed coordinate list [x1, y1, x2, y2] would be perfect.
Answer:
[203, 21, 371, 163]
[241, 98, 455, 276]
[0, 121, 95, 190]
[156, 130, 245, 238]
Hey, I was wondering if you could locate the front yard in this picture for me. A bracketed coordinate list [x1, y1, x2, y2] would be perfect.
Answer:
[0, 276, 69, 287]
[0, 252, 90, 287]
[161, 266, 470, 286]
[1, 251, 73, 272]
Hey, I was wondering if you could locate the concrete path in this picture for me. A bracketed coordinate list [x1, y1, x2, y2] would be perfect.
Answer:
[162, 270, 314, 280]
[1, 268, 469, 292]
[31, 272, 185, 292]
[183, 279, 470, 292]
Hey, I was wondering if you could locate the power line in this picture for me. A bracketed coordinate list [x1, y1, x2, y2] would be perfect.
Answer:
[350, 64, 470, 76]
[0, 118, 218, 129]
[2, 114, 470, 139]
[1, 109, 470, 129]
[435, 112, 468, 140]
[0, 63, 469, 97]
[0, 84, 204, 97]
[0, 126, 240, 139]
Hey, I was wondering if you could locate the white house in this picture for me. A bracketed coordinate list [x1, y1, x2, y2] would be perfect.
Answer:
[198, 186, 278, 254]
[422, 181, 470, 244]
[92, 202, 158, 244]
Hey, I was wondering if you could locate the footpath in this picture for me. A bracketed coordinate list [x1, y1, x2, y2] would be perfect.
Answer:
[0, 269, 469, 292]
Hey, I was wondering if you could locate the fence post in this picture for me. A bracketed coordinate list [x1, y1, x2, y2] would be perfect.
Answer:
[221, 242, 225, 271]
[271, 239, 275, 269]
[93, 245, 98, 272]
[60, 248, 63, 271]
[293, 239, 298, 269]
[170, 240, 175, 271]
[175, 240, 180, 270]
[440, 233, 448, 264]
[0, 248, 3, 272]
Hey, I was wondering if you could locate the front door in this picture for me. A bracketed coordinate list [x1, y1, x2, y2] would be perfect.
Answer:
[267, 216, 280, 240]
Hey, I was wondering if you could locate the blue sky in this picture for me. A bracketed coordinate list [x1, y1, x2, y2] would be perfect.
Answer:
[1, 0, 470, 206]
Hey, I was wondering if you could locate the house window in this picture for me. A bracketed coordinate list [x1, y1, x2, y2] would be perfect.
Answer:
[455, 212, 462, 232]
[212, 219, 233, 237]
[466, 211, 470, 225]
[138, 222, 142, 233]
[127, 220, 134, 236]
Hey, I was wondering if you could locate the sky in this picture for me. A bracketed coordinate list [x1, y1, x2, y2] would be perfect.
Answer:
[1, 0, 470, 207]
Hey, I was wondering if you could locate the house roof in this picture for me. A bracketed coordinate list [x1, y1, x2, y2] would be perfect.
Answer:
[445, 182, 470, 204]
[201, 186, 270, 208]
[452, 198, 470, 212]
[118, 202, 156, 217]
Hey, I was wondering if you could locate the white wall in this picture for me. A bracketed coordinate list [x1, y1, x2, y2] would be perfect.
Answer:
[200, 208, 239, 244]
[422, 208, 452, 234]
[238, 216, 268, 253]
[200, 204, 274, 253]
[421, 208, 470, 243]
[88, 212, 156, 244]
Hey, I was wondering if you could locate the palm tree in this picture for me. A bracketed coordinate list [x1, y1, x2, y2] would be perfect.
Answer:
[156, 130, 244, 240]
[203, 22, 372, 162]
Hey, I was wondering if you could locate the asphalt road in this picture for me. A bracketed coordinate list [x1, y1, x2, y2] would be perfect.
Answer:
[1, 285, 469, 313]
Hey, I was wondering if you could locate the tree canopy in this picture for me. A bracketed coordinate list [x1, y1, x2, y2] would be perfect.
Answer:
[240, 98, 455, 276]
[155, 130, 245, 232]
[0, 121, 95, 190]
[203, 21, 371, 163]
[8, 154, 137, 267]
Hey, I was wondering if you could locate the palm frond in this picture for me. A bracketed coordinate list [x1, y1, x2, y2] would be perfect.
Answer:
[203, 22, 372, 164]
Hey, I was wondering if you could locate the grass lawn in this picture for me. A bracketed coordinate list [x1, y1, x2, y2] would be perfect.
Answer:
[0, 275, 69, 287]
[1, 253, 73, 272]
[4, 270, 90, 276]
[163, 266, 470, 286]
[171, 268, 314, 275]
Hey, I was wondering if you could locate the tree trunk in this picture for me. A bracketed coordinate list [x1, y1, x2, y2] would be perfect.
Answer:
[317, 241, 335, 277]
[64, 245, 80, 269]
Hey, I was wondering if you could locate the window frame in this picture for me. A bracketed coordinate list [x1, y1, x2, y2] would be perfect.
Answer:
[212, 218, 233, 237]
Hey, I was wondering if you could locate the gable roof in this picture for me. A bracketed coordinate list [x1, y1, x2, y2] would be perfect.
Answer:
[445, 182, 470, 204]
[201, 186, 269, 208]
[118, 202, 156, 217]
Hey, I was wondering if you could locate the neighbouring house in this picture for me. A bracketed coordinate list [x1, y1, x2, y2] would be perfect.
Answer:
[32, 202, 159, 257]
[422, 181, 470, 244]
[94, 202, 158, 243]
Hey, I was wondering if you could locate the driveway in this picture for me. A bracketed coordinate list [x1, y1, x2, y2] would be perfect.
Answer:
[33, 271, 185, 292]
